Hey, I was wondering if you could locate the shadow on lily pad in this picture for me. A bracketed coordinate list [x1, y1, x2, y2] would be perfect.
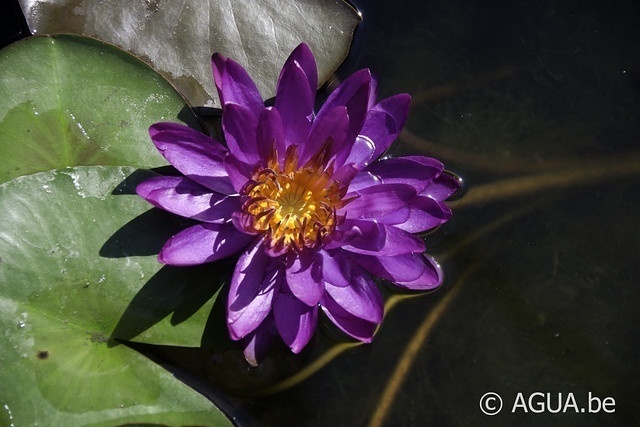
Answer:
[109, 263, 230, 347]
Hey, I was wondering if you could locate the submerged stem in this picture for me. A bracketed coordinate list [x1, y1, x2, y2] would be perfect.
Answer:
[451, 154, 640, 209]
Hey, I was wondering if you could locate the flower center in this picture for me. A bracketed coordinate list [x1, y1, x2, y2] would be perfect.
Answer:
[242, 145, 345, 253]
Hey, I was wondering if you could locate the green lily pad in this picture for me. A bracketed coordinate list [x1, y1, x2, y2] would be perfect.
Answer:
[0, 35, 197, 185]
[18, 0, 362, 106]
[0, 166, 231, 426]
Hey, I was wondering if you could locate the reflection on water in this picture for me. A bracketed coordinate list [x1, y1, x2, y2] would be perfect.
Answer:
[234, 0, 640, 425]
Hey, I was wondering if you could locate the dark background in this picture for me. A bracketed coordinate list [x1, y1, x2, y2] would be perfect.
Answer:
[3, 0, 639, 426]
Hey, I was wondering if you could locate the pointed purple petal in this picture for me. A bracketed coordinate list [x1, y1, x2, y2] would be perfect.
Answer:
[374, 206, 412, 226]
[338, 219, 425, 256]
[316, 69, 373, 156]
[149, 125, 234, 195]
[275, 61, 314, 151]
[393, 196, 452, 233]
[423, 171, 463, 201]
[136, 176, 239, 223]
[285, 251, 324, 306]
[324, 266, 383, 323]
[319, 249, 353, 287]
[211, 53, 263, 116]
[348, 171, 382, 192]
[361, 94, 411, 161]
[149, 122, 208, 138]
[355, 252, 443, 290]
[227, 240, 282, 340]
[222, 103, 260, 164]
[257, 107, 286, 161]
[343, 183, 416, 219]
[273, 292, 318, 353]
[343, 135, 376, 168]
[223, 153, 253, 193]
[365, 156, 444, 193]
[301, 106, 348, 166]
[281, 43, 318, 94]
[321, 294, 378, 342]
[240, 318, 276, 367]
[159, 223, 252, 266]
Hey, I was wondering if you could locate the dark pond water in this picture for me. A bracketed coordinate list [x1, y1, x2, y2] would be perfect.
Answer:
[227, 1, 640, 425]
[3, 0, 639, 426]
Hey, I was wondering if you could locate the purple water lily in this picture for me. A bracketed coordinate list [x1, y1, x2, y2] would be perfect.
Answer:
[136, 43, 460, 365]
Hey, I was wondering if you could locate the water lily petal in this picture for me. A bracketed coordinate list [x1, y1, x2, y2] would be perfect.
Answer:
[338, 219, 425, 256]
[324, 265, 383, 323]
[149, 124, 235, 195]
[316, 69, 372, 156]
[273, 291, 318, 353]
[240, 318, 277, 367]
[355, 252, 443, 290]
[374, 206, 412, 226]
[275, 60, 314, 151]
[159, 223, 252, 266]
[319, 249, 352, 287]
[211, 53, 263, 116]
[365, 156, 444, 193]
[223, 153, 253, 193]
[321, 294, 378, 342]
[257, 107, 286, 161]
[344, 135, 376, 168]
[347, 171, 381, 192]
[301, 105, 348, 166]
[136, 175, 239, 223]
[423, 171, 463, 201]
[343, 183, 416, 219]
[227, 239, 282, 339]
[361, 94, 411, 161]
[281, 43, 318, 97]
[393, 196, 452, 233]
[285, 251, 324, 306]
[222, 103, 260, 164]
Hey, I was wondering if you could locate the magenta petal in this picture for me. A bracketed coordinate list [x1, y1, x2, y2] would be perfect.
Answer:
[339, 219, 425, 256]
[361, 94, 411, 161]
[211, 53, 263, 116]
[348, 171, 382, 192]
[240, 318, 276, 367]
[223, 103, 260, 164]
[273, 292, 318, 353]
[275, 60, 314, 151]
[137, 176, 239, 223]
[319, 250, 352, 287]
[223, 153, 253, 193]
[375, 206, 412, 225]
[315, 69, 372, 152]
[343, 183, 416, 219]
[282, 43, 318, 95]
[423, 171, 463, 201]
[285, 251, 325, 306]
[257, 107, 286, 161]
[394, 196, 452, 233]
[150, 125, 234, 195]
[301, 105, 348, 166]
[365, 156, 444, 193]
[324, 267, 383, 323]
[159, 223, 252, 266]
[355, 252, 443, 290]
[321, 294, 378, 342]
[344, 135, 376, 168]
[227, 240, 282, 340]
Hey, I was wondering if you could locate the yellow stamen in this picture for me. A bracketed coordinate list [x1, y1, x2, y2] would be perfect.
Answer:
[242, 145, 345, 252]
